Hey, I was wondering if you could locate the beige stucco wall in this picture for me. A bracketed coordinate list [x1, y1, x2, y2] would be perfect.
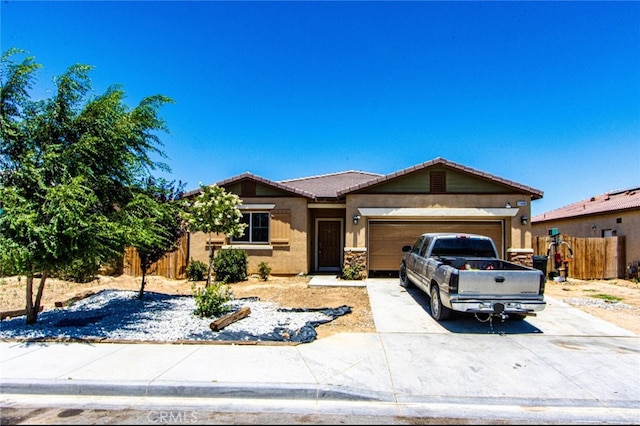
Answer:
[188, 197, 309, 276]
[532, 209, 640, 266]
[345, 193, 534, 252]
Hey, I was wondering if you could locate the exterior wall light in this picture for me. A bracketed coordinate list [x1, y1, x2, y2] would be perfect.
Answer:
[505, 202, 512, 208]
[353, 214, 360, 225]
[520, 215, 528, 225]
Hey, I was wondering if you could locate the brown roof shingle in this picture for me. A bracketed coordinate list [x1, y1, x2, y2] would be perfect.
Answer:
[281, 171, 382, 198]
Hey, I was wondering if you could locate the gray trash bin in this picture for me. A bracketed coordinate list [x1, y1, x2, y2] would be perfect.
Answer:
[532, 255, 548, 275]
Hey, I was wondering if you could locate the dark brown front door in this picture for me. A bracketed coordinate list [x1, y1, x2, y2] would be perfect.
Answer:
[317, 220, 341, 271]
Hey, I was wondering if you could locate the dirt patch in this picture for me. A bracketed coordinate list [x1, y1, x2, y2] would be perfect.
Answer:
[543, 277, 640, 334]
[1, 274, 638, 337]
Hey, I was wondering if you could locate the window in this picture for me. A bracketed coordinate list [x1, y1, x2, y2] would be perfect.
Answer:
[233, 212, 269, 243]
[419, 237, 432, 257]
[411, 236, 425, 254]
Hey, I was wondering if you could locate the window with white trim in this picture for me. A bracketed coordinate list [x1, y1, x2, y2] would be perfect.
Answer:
[233, 212, 270, 243]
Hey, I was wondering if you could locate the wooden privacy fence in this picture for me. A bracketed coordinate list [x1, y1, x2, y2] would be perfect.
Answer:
[123, 235, 189, 279]
[532, 234, 625, 280]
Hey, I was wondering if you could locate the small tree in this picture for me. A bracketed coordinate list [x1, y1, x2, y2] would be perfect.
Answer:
[184, 184, 246, 286]
[123, 178, 187, 299]
[0, 48, 173, 323]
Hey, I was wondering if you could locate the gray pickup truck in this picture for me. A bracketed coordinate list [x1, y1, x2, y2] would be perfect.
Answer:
[400, 233, 546, 322]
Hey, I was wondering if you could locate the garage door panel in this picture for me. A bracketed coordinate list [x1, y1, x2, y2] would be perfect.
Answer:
[369, 221, 503, 271]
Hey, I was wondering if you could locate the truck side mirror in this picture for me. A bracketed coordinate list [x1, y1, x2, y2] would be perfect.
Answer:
[402, 245, 411, 252]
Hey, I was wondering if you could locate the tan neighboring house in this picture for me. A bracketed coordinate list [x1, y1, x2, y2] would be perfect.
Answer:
[184, 157, 543, 277]
[531, 186, 640, 273]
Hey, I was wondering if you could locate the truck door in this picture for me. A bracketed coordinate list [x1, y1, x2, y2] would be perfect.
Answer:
[406, 235, 425, 282]
[414, 236, 433, 288]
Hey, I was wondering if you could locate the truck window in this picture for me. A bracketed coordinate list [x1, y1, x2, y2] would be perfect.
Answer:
[419, 236, 432, 257]
[431, 238, 496, 258]
[411, 236, 425, 255]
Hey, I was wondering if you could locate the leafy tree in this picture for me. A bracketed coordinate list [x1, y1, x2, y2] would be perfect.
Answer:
[184, 184, 246, 286]
[0, 48, 174, 324]
[122, 177, 187, 299]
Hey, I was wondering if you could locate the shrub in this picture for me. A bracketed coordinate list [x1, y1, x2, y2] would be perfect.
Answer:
[213, 249, 248, 283]
[257, 261, 272, 281]
[192, 281, 234, 318]
[56, 258, 100, 283]
[186, 258, 208, 281]
[343, 264, 363, 280]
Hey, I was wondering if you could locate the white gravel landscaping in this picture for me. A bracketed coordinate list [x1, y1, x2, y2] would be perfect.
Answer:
[0, 290, 351, 343]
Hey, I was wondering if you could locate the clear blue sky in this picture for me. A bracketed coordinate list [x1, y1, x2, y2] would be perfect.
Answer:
[2, 1, 639, 217]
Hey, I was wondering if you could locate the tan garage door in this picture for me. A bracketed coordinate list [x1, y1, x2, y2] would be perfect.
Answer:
[368, 221, 504, 272]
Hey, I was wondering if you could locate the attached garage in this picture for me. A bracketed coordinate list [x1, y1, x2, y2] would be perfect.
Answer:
[368, 220, 504, 272]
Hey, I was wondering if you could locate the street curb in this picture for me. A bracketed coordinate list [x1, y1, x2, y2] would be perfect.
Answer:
[0, 379, 393, 402]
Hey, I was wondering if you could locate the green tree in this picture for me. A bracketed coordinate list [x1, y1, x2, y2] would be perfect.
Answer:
[122, 177, 187, 300]
[0, 48, 174, 324]
[184, 184, 246, 286]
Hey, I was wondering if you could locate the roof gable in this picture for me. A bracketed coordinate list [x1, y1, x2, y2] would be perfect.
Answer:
[183, 173, 315, 199]
[533, 186, 640, 222]
[337, 157, 543, 198]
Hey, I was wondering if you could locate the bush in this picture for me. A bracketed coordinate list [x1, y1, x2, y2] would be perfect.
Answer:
[343, 263, 363, 280]
[257, 261, 272, 281]
[186, 258, 208, 281]
[192, 281, 234, 318]
[213, 249, 248, 283]
[56, 258, 100, 283]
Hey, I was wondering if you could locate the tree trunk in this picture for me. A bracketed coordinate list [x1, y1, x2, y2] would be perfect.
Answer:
[206, 233, 214, 287]
[25, 271, 47, 325]
[138, 267, 147, 300]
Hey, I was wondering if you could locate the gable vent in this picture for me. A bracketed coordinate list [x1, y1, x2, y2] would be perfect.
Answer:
[430, 171, 446, 193]
[241, 180, 256, 197]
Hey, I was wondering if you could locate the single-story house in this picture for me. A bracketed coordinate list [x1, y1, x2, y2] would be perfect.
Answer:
[184, 157, 543, 277]
[531, 186, 640, 276]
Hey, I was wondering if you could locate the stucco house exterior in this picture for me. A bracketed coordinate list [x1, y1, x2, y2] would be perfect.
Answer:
[531, 186, 640, 277]
[184, 157, 543, 277]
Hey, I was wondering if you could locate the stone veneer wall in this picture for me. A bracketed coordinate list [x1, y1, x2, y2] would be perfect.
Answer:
[343, 248, 367, 279]
[507, 249, 534, 267]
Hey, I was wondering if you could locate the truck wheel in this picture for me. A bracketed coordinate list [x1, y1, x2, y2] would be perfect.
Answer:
[430, 285, 451, 321]
[399, 264, 412, 288]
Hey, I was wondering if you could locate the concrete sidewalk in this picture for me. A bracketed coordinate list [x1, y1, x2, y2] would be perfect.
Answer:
[1, 278, 639, 423]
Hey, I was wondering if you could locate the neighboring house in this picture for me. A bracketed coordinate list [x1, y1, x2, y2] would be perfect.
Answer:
[184, 157, 543, 277]
[531, 186, 640, 274]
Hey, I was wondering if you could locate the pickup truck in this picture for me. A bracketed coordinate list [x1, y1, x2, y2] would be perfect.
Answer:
[399, 233, 546, 322]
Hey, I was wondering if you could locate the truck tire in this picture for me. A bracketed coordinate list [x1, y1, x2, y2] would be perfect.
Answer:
[430, 285, 451, 321]
[399, 264, 412, 288]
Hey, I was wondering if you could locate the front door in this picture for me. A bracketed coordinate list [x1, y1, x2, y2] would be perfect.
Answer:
[316, 220, 342, 272]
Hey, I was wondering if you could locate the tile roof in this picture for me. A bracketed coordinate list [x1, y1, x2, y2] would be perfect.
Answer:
[280, 171, 382, 198]
[182, 172, 316, 199]
[184, 157, 543, 201]
[532, 186, 640, 222]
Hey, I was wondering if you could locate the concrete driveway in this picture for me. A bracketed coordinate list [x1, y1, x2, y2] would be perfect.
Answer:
[367, 277, 637, 336]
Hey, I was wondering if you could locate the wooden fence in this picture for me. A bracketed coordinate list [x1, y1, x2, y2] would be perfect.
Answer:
[123, 235, 189, 279]
[532, 234, 625, 280]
